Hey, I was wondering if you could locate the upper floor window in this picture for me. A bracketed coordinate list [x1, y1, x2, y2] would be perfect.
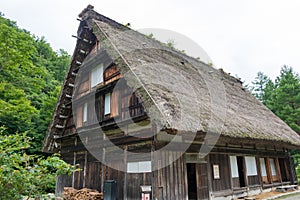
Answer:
[104, 93, 111, 115]
[91, 63, 103, 87]
[83, 102, 88, 122]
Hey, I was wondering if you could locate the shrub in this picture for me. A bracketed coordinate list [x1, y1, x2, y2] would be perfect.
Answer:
[0, 127, 76, 200]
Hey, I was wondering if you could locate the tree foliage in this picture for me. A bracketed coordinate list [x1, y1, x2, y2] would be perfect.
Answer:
[251, 66, 300, 134]
[0, 127, 76, 200]
[0, 14, 75, 197]
[0, 14, 70, 154]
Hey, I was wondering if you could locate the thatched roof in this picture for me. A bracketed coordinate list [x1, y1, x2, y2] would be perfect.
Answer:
[42, 5, 300, 152]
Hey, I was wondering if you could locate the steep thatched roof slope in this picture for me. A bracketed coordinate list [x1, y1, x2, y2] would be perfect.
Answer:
[91, 13, 300, 148]
[43, 5, 300, 152]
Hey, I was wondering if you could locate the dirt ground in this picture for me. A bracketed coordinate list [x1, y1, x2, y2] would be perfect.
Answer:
[249, 190, 300, 200]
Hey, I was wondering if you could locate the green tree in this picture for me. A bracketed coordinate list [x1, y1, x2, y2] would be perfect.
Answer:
[267, 66, 300, 133]
[0, 127, 76, 200]
[251, 72, 274, 103]
[251, 66, 300, 134]
[0, 82, 38, 135]
[0, 14, 70, 154]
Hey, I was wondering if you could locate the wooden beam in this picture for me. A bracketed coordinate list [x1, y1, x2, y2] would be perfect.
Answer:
[59, 115, 68, 119]
[55, 124, 64, 129]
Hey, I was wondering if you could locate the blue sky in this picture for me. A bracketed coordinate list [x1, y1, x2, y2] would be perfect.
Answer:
[1, 0, 300, 83]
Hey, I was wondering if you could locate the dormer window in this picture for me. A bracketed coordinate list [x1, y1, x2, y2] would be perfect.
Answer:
[91, 63, 103, 87]
[104, 93, 111, 115]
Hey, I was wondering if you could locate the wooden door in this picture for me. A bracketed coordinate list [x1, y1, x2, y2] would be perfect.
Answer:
[196, 163, 209, 200]
[187, 163, 209, 200]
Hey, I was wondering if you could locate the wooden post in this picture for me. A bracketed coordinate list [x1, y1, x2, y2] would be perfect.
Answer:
[101, 148, 105, 192]
[72, 137, 78, 188]
[287, 154, 297, 184]
[83, 151, 88, 188]
[124, 145, 128, 200]
[227, 156, 234, 194]
[265, 158, 273, 184]
[275, 158, 282, 184]
[207, 155, 213, 200]
[243, 157, 249, 187]
[256, 157, 263, 190]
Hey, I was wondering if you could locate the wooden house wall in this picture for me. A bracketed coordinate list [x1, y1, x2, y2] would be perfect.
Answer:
[153, 151, 188, 200]
[209, 154, 231, 192]
[85, 154, 102, 191]
[126, 173, 152, 200]
[57, 142, 298, 200]
[103, 161, 125, 200]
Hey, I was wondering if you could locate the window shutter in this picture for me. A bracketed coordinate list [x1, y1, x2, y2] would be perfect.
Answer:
[111, 90, 119, 117]
[76, 106, 83, 127]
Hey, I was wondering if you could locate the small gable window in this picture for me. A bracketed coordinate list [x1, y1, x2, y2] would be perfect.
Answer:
[104, 93, 111, 115]
[91, 63, 103, 87]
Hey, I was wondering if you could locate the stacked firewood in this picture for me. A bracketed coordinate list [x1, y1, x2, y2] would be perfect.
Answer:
[63, 187, 103, 200]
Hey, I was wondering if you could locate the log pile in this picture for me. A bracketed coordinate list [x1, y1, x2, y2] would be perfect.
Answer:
[63, 187, 103, 200]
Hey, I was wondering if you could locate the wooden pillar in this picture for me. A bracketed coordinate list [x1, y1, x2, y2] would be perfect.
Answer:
[72, 137, 78, 188]
[275, 158, 282, 183]
[227, 155, 234, 195]
[265, 158, 273, 184]
[207, 155, 213, 200]
[101, 148, 105, 192]
[124, 145, 128, 200]
[183, 154, 189, 200]
[287, 154, 297, 184]
[83, 137, 88, 188]
[256, 157, 263, 190]
[83, 151, 88, 188]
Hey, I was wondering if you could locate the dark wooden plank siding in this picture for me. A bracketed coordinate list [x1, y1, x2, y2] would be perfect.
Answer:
[248, 175, 259, 186]
[103, 161, 125, 199]
[126, 173, 151, 200]
[210, 154, 231, 192]
[56, 174, 72, 196]
[197, 163, 209, 200]
[84, 153, 102, 191]
[154, 152, 187, 200]
[74, 151, 85, 189]
[232, 177, 240, 188]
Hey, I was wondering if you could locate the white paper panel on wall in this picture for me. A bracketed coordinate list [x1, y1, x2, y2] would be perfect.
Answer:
[230, 156, 239, 178]
[270, 158, 277, 175]
[260, 158, 267, 176]
[245, 156, 257, 176]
